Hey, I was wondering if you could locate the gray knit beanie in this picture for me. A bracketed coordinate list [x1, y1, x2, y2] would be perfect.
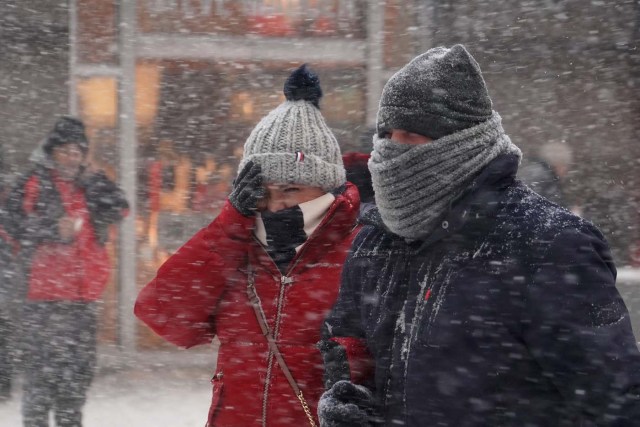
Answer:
[238, 64, 345, 191]
[377, 44, 493, 140]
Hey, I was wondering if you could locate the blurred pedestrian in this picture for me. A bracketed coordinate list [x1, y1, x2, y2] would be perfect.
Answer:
[319, 45, 640, 426]
[518, 141, 572, 207]
[135, 64, 362, 426]
[581, 185, 637, 266]
[5, 116, 128, 427]
[342, 151, 374, 215]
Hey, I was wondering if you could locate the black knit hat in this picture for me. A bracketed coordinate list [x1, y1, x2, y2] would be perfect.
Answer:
[377, 44, 493, 140]
[43, 116, 89, 156]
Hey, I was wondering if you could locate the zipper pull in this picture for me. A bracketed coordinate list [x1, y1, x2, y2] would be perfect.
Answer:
[211, 371, 223, 382]
[281, 275, 294, 285]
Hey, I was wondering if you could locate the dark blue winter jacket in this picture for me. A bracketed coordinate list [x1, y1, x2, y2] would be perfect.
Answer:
[323, 154, 640, 426]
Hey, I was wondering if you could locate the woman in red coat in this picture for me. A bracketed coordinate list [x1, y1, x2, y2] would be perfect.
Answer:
[135, 65, 363, 426]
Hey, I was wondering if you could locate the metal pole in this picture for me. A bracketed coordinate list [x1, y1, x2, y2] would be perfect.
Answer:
[68, 0, 78, 115]
[366, 0, 385, 128]
[118, 0, 138, 352]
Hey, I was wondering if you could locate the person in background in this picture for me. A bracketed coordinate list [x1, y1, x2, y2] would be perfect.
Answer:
[518, 141, 572, 208]
[581, 186, 637, 266]
[342, 151, 374, 215]
[521, 142, 636, 266]
[5, 116, 128, 427]
[135, 65, 363, 426]
[318, 45, 640, 426]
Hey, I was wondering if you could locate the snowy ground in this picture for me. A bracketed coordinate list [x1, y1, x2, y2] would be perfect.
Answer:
[0, 347, 218, 427]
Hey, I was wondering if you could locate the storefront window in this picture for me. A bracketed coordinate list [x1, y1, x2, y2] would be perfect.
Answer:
[138, 0, 366, 38]
[75, 76, 120, 343]
[77, 0, 118, 64]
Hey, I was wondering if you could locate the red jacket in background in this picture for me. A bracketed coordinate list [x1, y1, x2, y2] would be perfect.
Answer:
[23, 174, 109, 301]
[135, 183, 363, 426]
[4, 165, 129, 302]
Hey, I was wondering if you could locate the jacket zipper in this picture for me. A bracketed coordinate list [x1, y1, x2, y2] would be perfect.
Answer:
[257, 241, 310, 426]
[256, 214, 339, 425]
[261, 275, 288, 426]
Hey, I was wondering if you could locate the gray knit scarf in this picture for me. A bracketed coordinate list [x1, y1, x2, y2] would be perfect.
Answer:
[369, 111, 521, 240]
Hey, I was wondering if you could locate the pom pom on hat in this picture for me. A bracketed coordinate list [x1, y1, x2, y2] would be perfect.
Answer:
[238, 64, 345, 191]
[283, 64, 323, 108]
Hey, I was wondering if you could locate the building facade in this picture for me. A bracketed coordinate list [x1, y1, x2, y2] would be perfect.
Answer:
[1, 0, 638, 350]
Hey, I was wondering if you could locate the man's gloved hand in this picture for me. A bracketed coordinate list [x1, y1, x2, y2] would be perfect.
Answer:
[318, 380, 377, 427]
[229, 161, 265, 217]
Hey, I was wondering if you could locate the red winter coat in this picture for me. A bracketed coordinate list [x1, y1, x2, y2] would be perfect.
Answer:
[22, 173, 109, 301]
[5, 165, 128, 302]
[135, 184, 361, 426]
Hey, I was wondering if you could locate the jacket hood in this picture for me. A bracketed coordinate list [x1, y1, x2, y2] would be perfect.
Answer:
[319, 181, 361, 241]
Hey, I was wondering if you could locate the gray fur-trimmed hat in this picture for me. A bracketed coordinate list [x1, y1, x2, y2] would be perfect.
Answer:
[238, 64, 345, 191]
[377, 44, 493, 140]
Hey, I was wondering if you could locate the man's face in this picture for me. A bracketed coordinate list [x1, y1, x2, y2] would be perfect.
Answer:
[259, 183, 326, 213]
[51, 143, 84, 180]
[388, 129, 433, 145]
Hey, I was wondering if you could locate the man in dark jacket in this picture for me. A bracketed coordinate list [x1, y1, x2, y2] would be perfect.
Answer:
[5, 116, 128, 427]
[318, 45, 640, 426]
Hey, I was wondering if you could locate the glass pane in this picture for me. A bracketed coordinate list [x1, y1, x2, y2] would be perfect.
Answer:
[138, 0, 366, 38]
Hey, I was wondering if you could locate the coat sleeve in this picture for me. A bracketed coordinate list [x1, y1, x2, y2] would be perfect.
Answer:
[84, 172, 129, 223]
[5, 174, 61, 245]
[320, 231, 374, 389]
[523, 225, 640, 424]
[83, 171, 129, 245]
[134, 200, 253, 348]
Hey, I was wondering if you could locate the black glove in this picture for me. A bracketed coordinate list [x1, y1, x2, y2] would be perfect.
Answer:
[318, 339, 351, 390]
[318, 380, 377, 427]
[228, 161, 265, 217]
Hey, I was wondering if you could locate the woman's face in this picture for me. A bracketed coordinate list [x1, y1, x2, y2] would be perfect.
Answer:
[260, 183, 326, 212]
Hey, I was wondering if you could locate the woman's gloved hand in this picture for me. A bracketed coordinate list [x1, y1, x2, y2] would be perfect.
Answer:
[228, 161, 266, 217]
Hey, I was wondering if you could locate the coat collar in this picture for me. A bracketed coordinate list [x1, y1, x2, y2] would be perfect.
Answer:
[311, 181, 361, 243]
[362, 154, 519, 249]
[251, 182, 361, 273]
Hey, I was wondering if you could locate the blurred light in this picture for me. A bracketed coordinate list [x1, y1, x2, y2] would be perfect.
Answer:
[231, 91, 255, 121]
[77, 77, 117, 128]
[136, 63, 161, 127]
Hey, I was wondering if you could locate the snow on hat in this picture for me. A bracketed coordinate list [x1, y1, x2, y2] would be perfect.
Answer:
[377, 44, 493, 140]
[43, 116, 89, 156]
[238, 64, 345, 191]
